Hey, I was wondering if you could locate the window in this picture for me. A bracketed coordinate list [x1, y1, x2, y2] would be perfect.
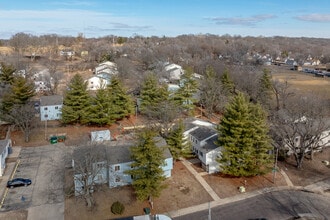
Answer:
[96, 163, 104, 169]
[115, 165, 120, 171]
[199, 151, 203, 157]
[44, 114, 48, 118]
[44, 107, 48, 110]
[55, 106, 58, 110]
[96, 174, 103, 182]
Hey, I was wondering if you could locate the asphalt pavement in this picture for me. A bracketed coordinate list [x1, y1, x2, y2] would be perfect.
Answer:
[0, 144, 68, 220]
[166, 158, 330, 219]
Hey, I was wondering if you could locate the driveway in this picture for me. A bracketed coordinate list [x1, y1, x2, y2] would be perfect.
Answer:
[2, 143, 69, 220]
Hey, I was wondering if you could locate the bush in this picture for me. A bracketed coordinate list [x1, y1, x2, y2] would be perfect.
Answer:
[111, 201, 125, 215]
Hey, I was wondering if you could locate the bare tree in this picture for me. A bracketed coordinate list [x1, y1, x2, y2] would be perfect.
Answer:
[44, 60, 64, 95]
[199, 67, 228, 117]
[271, 79, 295, 111]
[3, 103, 37, 142]
[9, 32, 31, 69]
[270, 94, 330, 169]
[72, 144, 107, 209]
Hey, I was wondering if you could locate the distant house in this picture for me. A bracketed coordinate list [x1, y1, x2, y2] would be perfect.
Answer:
[60, 50, 75, 57]
[164, 63, 184, 82]
[34, 81, 50, 93]
[0, 139, 11, 176]
[86, 73, 112, 91]
[40, 95, 63, 121]
[91, 130, 111, 143]
[285, 58, 298, 69]
[286, 129, 330, 156]
[184, 119, 221, 174]
[114, 214, 172, 220]
[94, 61, 118, 75]
[72, 137, 173, 195]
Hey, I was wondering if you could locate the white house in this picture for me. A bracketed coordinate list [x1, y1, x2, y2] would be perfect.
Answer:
[184, 119, 221, 174]
[189, 127, 220, 174]
[34, 81, 50, 93]
[72, 137, 173, 195]
[40, 95, 63, 121]
[164, 63, 184, 82]
[85, 73, 112, 91]
[91, 130, 111, 143]
[287, 129, 330, 155]
[94, 61, 118, 75]
[0, 139, 11, 176]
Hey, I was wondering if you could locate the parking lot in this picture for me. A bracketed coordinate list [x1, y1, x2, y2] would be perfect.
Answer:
[1, 143, 70, 220]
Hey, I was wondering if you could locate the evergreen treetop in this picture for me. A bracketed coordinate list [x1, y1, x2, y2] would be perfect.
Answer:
[61, 74, 90, 124]
[217, 92, 272, 177]
[126, 130, 167, 201]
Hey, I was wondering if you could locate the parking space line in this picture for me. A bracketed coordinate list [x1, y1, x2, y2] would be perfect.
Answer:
[0, 159, 21, 209]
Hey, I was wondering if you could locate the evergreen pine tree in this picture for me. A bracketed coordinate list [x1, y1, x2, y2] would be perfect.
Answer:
[140, 73, 169, 117]
[85, 87, 112, 126]
[0, 62, 16, 85]
[126, 130, 166, 201]
[220, 68, 235, 95]
[61, 74, 90, 124]
[1, 76, 35, 116]
[166, 120, 192, 160]
[258, 68, 273, 108]
[248, 103, 273, 175]
[11, 76, 36, 104]
[172, 67, 198, 114]
[107, 77, 134, 121]
[216, 93, 272, 177]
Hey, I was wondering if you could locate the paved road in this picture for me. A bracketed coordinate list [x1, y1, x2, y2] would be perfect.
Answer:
[173, 189, 330, 220]
[2, 144, 69, 220]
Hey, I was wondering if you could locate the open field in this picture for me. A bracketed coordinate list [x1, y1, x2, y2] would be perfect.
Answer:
[270, 66, 330, 100]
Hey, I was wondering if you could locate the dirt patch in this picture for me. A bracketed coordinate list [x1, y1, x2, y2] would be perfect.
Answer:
[278, 148, 330, 186]
[0, 209, 28, 220]
[65, 161, 212, 220]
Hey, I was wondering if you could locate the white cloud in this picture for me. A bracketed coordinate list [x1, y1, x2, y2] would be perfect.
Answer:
[210, 14, 276, 26]
[294, 14, 330, 23]
[0, 9, 152, 38]
[49, 1, 94, 7]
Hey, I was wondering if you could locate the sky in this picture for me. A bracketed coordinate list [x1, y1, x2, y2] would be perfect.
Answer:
[1, 0, 330, 39]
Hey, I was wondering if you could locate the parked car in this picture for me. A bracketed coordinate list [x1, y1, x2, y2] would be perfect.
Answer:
[7, 178, 32, 188]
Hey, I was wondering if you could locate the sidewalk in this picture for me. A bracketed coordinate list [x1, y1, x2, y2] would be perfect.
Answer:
[0, 146, 21, 210]
[164, 160, 298, 218]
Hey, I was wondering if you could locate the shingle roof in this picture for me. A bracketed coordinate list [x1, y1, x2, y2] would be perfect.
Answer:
[0, 139, 9, 154]
[202, 135, 219, 151]
[190, 127, 217, 141]
[40, 95, 63, 106]
[73, 137, 172, 165]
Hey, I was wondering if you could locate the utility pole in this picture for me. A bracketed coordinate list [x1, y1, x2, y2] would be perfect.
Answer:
[44, 119, 47, 140]
[273, 147, 279, 184]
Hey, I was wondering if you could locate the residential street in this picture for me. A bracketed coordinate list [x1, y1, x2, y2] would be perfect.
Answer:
[172, 189, 330, 220]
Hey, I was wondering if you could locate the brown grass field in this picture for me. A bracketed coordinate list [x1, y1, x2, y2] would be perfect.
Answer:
[270, 66, 330, 100]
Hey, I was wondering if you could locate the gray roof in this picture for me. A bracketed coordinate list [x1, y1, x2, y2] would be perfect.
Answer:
[202, 135, 219, 151]
[0, 139, 10, 153]
[107, 137, 171, 165]
[73, 137, 172, 166]
[190, 127, 217, 141]
[40, 95, 63, 106]
[107, 144, 132, 164]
